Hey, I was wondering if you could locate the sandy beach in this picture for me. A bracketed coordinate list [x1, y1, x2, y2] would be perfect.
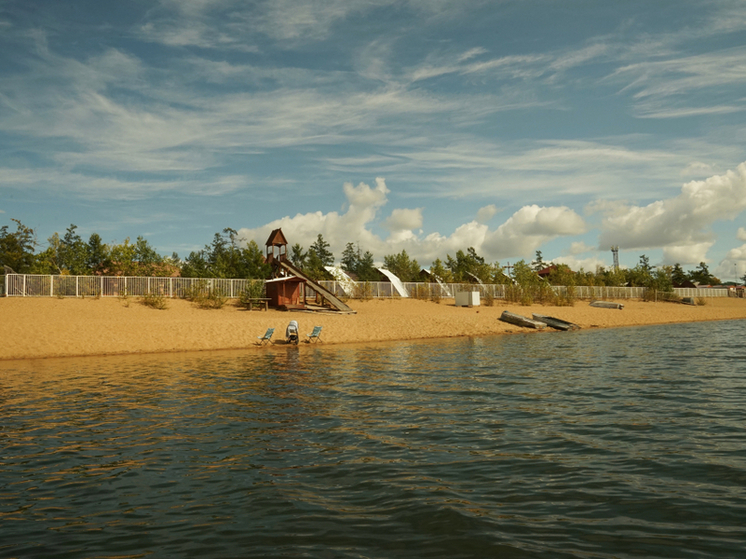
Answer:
[1, 295, 744, 361]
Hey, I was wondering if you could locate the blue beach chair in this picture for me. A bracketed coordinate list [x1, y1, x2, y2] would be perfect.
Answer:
[306, 326, 323, 343]
[257, 327, 275, 346]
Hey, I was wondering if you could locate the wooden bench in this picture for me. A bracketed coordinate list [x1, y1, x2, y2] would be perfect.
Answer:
[243, 298, 270, 311]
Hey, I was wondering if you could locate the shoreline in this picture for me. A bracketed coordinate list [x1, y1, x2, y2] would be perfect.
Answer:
[2, 296, 745, 362]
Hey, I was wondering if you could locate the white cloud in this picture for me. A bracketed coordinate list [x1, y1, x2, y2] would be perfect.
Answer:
[237, 178, 390, 256]
[553, 255, 607, 272]
[482, 205, 587, 259]
[726, 245, 746, 260]
[738, 227, 746, 241]
[568, 241, 594, 255]
[715, 249, 746, 284]
[680, 161, 713, 177]
[596, 162, 746, 264]
[237, 182, 587, 265]
[476, 204, 498, 224]
[610, 47, 746, 119]
[662, 243, 713, 266]
[384, 208, 423, 232]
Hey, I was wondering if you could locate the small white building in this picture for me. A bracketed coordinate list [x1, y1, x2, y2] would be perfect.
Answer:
[455, 291, 480, 307]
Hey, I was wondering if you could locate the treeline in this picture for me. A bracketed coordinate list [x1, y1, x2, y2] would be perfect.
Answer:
[0, 219, 736, 287]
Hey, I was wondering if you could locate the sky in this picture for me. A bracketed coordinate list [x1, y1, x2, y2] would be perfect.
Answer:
[1, 0, 746, 282]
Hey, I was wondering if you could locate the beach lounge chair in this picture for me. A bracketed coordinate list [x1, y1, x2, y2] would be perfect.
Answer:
[286, 320, 299, 345]
[257, 327, 275, 345]
[306, 326, 322, 343]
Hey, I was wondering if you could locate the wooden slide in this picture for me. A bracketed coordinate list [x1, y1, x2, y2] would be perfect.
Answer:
[277, 260, 356, 313]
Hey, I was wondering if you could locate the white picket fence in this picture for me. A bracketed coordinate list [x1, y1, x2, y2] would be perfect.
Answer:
[2, 273, 732, 299]
[2, 274, 260, 299]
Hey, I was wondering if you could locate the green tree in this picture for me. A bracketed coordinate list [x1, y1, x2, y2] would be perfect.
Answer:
[671, 263, 687, 285]
[688, 261, 719, 285]
[445, 247, 492, 282]
[512, 260, 540, 287]
[134, 236, 165, 276]
[290, 243, 307, 268]
[241, 240, 271, 279]
[491, 263, 513, 284]
[595, 265, 627, 287]
[303, 250, 328, 281]
[638, 254, 653, 273]
[429, 258, 453, 283]
[87, 233, 109, 273]
[341, 242, 378, 281]
[181, 250, 210, 278]
[341, 242, 358, 274]
[59, 225, 89, 275]
[532, 250, 546, 271]
[0, 219, 37, 273]
[108, 238, 139, 276]
[625, 255, 655, 287]
[309, 234, 334, 266]
[546, 264, 576, 287]
[181, 229, 269, 279]
[356, 250, 378, 281]
[383, 249, 420, 282]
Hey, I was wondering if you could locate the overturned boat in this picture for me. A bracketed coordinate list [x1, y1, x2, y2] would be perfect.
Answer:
[590, 300, 624, 310]
[499, 310, 547, 329]
[532, 313, 580, 331]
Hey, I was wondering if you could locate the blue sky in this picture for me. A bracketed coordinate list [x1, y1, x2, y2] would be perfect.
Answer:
[2, 0, 746, 281]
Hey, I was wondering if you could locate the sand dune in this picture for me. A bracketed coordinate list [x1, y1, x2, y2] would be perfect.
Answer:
[1, 296, 745, 361]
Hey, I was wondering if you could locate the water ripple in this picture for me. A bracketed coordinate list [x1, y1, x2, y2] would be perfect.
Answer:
[1, 320, 745, 558]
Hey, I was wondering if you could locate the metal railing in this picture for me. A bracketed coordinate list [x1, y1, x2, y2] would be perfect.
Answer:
[3, 273, 733, 299]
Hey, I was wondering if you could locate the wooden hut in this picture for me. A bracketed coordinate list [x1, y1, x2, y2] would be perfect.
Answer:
[265, 276, 307, 310]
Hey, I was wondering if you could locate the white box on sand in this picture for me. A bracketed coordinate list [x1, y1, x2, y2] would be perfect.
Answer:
[455, 291, 480, 307]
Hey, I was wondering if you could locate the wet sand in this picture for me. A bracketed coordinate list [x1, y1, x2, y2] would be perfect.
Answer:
[1, 296, 745, 361]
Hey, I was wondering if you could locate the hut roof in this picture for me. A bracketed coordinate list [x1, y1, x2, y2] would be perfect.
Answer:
[265, 228, 288, 247]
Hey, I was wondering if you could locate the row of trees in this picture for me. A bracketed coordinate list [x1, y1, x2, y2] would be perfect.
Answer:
[2, 218, 742, 287]
[1, 221, 175, 277]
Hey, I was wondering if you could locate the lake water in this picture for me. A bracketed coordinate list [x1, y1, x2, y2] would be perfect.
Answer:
[1, 320, 745, 558]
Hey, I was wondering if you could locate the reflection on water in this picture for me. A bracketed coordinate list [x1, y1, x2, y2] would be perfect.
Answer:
[1, 321, 745, 558]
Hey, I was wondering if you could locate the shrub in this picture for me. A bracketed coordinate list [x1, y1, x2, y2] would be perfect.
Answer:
[183, 280, 209, 301]
[353, 281, 373, 301]
[504, 284, 521, 304]
[555, 285, 576, 307]
[238, 281, 266, 309]
[483, 291, 494, 307]
[696, 297, 706, 306]
[413, 284, 430, 300]
[141, 292, 168, 310]
[184, 280, 229, 309]
[658, 291, 682, 304]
